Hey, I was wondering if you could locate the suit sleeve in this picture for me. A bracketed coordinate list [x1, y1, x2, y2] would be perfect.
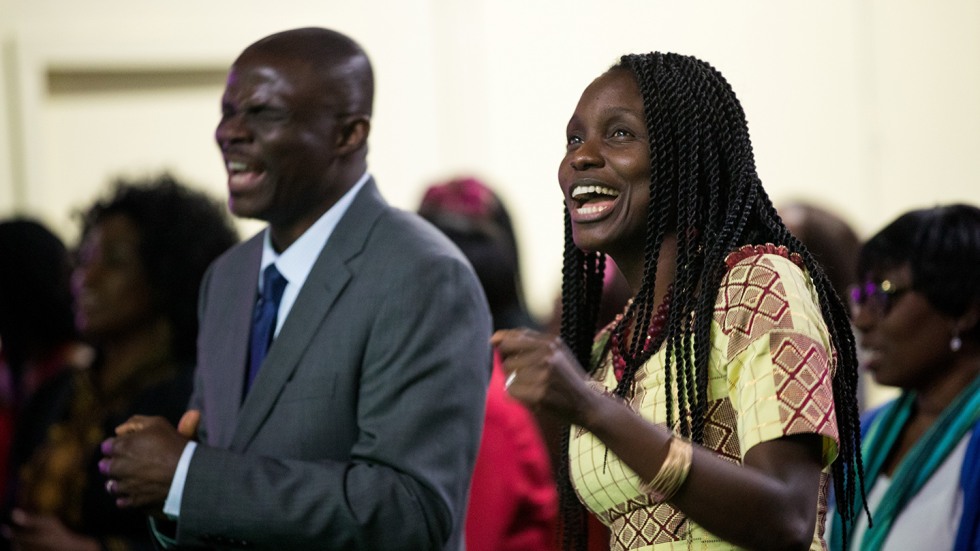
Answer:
[173, 247, 492, 550]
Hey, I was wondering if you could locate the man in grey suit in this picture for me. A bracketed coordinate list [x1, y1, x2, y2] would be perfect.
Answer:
[99, 27, 492, 550]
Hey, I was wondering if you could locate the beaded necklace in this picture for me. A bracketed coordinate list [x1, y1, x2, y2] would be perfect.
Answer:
[608, 289, 672, 381]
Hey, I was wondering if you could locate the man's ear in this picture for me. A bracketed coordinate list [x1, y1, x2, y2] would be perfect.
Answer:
[336, 115, 371, 155]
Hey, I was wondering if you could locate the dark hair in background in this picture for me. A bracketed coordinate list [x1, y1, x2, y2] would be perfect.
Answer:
[419, 177, 538, 331]
[557, 53, 866, 549]
[858, 203, 980, 342]
[0, 219, 76, 380]
[781, 202, 862, 305]
[77, 174, 239, 363]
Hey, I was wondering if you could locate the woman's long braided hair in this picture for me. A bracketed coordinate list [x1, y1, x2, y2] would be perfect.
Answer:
[557, 52, 866, 550]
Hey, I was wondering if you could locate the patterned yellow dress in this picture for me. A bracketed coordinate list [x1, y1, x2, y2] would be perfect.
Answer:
[569, 246, 840, 551]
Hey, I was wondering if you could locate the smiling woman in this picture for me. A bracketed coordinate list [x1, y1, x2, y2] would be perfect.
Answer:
[491, 52, 866, 551]
[559, 68, 650, 274]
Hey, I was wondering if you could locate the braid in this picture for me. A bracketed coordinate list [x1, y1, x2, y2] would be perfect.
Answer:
[611, 54, 668, 385]
[673, 59, 710, 439]
[560, 206, 607, 369]
[558, 205, 605, 551]
[660, 59, 692, 436]
[755, 197, 870, 541]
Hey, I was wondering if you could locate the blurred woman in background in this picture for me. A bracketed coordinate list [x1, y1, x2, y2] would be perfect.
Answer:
[4, 175, 237, 551]
[832, 204, 980, 551]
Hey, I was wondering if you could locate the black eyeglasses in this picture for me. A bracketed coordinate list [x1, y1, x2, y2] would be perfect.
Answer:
[848, 279, 911, 316]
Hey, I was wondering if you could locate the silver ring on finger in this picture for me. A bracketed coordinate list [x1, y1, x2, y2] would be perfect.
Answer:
[504, 370, 517, 391]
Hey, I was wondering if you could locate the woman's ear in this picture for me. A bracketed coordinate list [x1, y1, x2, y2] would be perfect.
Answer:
[961, 302, 980, 328]
[953, 302, 980, 343]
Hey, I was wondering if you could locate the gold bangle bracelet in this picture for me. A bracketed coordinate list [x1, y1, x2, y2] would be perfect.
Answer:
[640, 435, 693, 504]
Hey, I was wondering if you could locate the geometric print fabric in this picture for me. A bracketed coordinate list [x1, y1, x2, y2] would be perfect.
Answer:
[569, 249, 839, 550]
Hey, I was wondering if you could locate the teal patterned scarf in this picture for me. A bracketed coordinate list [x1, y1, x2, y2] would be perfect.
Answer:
[831, 375, 980, 551]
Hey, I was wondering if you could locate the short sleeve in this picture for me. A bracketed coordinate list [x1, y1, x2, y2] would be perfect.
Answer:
[714, 252, 839, 466]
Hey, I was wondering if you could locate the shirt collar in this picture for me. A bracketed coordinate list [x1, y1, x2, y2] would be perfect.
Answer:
[258, 172, 370, 288]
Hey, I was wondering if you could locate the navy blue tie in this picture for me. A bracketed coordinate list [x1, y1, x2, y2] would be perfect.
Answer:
[246, 264, 288, 393]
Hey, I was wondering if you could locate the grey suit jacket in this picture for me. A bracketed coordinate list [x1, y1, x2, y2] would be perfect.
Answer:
[172, 180, 492, 550]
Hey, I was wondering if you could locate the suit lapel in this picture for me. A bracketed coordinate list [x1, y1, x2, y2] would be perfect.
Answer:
[229, 179, 387, 451]
[204, 235, 262, 449]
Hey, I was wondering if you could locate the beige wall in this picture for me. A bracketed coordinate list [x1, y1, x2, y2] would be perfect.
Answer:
[2, 1, 978, 407]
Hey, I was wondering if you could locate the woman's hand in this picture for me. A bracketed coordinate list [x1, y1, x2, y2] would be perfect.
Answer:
[491, 328, 601, 427]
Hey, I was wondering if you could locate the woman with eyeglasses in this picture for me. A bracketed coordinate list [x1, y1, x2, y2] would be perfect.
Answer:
[830, 204, 980, 551]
